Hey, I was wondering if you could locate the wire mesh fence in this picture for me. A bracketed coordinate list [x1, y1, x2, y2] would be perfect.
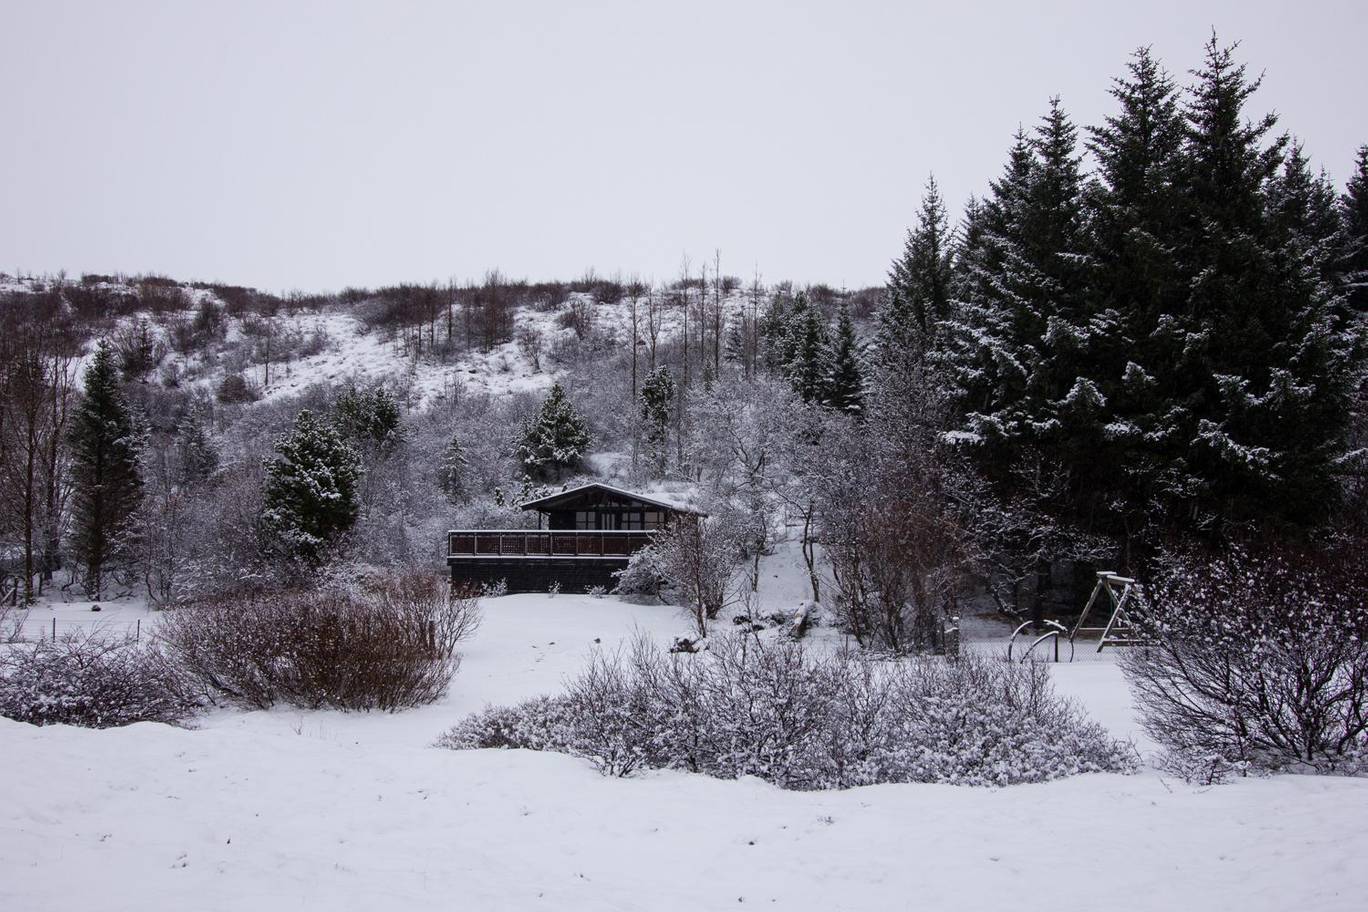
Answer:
[3, 612, 146, 644]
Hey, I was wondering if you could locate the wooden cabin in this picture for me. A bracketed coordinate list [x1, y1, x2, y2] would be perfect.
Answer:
[447, 483, 702, 593]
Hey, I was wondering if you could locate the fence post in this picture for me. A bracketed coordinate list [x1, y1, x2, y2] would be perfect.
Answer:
[136, 618, 141, 642]
[52, 617, 57, 641]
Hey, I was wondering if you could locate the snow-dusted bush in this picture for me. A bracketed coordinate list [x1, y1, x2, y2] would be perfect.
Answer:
[216, 372, 258, 404]
[0, 631, 199, 728]
[612, 546, 667, 599]
[440, 634, 1135, 788]
[1121, 543, 1368, 780]
[438, 696, 577, 751]
[159, 573, 479, 711]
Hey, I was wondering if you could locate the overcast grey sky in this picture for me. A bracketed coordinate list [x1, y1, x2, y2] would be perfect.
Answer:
[3, 1, 1364, 293]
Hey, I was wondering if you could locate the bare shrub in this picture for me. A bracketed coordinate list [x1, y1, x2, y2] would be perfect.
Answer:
[159, 573, 480, 711]
[0, 602, 29, 644]
[440, 634, 1135, 788]
[0, 631, 199, 727]
[820, 432, 965, 654]
[515, 325, 543, 371]
[557, 296, 596, 339]
[1120, 542, 1368, 780]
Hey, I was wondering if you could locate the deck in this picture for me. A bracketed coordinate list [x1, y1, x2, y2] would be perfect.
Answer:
[447, 530, 655, 560]
[446, 529, 657, 593]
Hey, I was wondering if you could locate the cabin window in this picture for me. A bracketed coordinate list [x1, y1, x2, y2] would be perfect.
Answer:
[644, 511, 664, 529]
[619, 511, 645, 530]
[575, 511, 595, 530]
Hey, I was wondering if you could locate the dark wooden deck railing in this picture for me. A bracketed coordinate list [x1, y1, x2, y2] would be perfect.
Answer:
[447, 530, 655, 559]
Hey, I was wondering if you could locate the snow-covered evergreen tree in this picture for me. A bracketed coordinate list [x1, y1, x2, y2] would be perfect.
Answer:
[1079, 46, 1189, 554]
[438, 432, 469, 505]
[942, 100, 1093, 514]
[174, 405, 219, 487]
[1339, 145, 1368, 316]
[69, 340, 144, 598]
[758, 291, 793, 373]
[261, 409, 363, 564]
[334, 385, 402, 451]
[516, 382, 591, 480]
[938, 41, 1364, 553]
[881, 174, 954, 360]
[824, 304, 864, 417]
[783, 295, 830, 404]
[872, 176, 957, 455]
[639, 366, 675, 474]
[1169, 37, 1357, 533]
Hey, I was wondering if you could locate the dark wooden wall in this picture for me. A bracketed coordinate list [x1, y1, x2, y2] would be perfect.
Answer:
[449, 558, 627, 594]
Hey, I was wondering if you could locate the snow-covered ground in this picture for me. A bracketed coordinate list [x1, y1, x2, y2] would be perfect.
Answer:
[7, 597, 154, 643]
[4, 590, 1367, 911]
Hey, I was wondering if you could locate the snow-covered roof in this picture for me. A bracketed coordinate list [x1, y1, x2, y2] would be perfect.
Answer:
[518, 482, 705, 515]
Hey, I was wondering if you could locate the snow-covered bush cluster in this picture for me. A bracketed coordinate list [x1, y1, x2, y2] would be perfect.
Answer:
[439, 634, 1136, 788]
[611, 547, 667, 599]
[1121, 542, 1368, 781]
[159, 572, 479, 711]
[0, 631, 199, 728]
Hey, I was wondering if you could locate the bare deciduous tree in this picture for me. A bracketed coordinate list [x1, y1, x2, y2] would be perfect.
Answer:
[655, 516, 740, 636]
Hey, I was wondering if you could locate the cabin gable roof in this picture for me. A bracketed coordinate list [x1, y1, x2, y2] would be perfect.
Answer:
[517, 482, 705, 516]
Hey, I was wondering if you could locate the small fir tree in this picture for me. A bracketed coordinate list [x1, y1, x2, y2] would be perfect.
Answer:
[174, 405, 219, 487]
[334, 385, 402, 451]
[516, 382, 591, 480]
[260, 409, 364, 564]
[824, 304, 865, 417]
[758, 292, 793, 373]
[881, 174, 954, 360]
[438, 432, 469, 505]
[640, 366, 675, 474]
[784, 296, 830, 404]
[69, 340, 144, 597]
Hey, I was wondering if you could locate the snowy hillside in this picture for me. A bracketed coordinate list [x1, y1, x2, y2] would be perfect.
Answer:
[0, 272, 769, 409]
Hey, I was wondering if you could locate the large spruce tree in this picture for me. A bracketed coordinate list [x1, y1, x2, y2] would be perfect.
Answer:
[937, 39, 1363, 559]
[1080, 46, 1189, 554]
[70, 340, 143, 597]
[1340, 145, 1368, 316]
[1168, 37, 1355, 534]
[943, 100, 1093, 506]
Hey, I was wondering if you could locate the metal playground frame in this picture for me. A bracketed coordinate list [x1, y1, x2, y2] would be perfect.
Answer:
[1007, 570, 1148, 662]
